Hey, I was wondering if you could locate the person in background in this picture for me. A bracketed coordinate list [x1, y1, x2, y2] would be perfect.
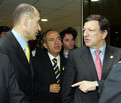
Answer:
[33, 29, 66, 103]
[0, 26, 11, 38]
[0, 3, 41, 103]
[62, 14, 121, 103]
[29, 31, 42, 57]
[60, 27, 77, 59]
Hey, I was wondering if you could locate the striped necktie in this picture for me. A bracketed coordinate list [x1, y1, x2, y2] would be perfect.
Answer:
[52, 58, 60, 84]
[25, 44, 30, 63]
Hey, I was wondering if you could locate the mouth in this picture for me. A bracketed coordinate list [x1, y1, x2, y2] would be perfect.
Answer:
[36, 31, 39, 36]
[69, 45, 74, 48]
[84, 39, 89, 42]
[36, 30, 40, 36]
[54, 45, 61, 50]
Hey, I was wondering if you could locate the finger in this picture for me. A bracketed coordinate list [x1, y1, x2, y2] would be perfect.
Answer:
[71, 82, 81, 87]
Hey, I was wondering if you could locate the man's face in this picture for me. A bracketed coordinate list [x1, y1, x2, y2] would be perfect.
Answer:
[43, 31, 62, 57]
[26, 9, 41, 41]
[0, 31, 8, 38]
[63, 34, 74, 52]
[83, 20, 107, 49]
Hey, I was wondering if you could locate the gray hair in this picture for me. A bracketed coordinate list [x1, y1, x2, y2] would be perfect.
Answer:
[12, 3, 36, 25]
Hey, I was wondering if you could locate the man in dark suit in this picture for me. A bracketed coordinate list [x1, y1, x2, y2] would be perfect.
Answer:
[99, 61, 121, 103]
[62, 14, 121, 103]
[0, 52, 27, 103]
[33, 30, 66, 103]
[0, 3, 41, 102]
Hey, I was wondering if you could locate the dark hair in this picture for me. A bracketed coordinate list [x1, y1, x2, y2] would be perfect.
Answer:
[12, 3, 36, 25]
[42, 29, 56, 44]
[60, 27, 77, 43]
[84, 14, 110, 34]
[0, 26, 11, 34]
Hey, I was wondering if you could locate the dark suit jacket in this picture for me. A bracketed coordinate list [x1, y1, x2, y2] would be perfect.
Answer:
[0, 31, 33, 102]
[33, 48, 66, 103]
[99, 61, 121, 103]
[0, 52, 27, 103]
[62, 46, 121, 103]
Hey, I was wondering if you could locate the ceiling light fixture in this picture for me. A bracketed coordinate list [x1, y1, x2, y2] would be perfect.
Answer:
[115, 31, 118, 34]
[41, 19, 48, 22]
[91, 0, 100, 2]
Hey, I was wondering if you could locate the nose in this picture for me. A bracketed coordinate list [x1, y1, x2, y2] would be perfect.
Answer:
[38, 24, 41, 31]
[83, 30, 88, 37]
[69, 40, 73, 45]
[55, 39, 59, 44]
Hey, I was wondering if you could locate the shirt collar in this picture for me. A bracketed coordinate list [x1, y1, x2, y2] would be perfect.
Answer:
[63, 50, 68, 58]
[90, 43, 106, 55]
[47, 52, 60, 61]
[12, 29, 27, 52]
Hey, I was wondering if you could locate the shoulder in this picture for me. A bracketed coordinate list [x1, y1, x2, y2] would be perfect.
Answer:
[107, 45, 121, 51]
[33, 47, 49, 62]
[0, 31, 15, 50]
[0, 52, 11, 70]
[69, 46, 89, 55]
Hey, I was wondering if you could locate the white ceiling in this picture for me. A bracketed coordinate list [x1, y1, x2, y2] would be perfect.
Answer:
[0, 0, 82, 32]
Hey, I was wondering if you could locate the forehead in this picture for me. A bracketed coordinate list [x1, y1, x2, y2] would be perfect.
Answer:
[64, 34, 73, 39]
[34, 8, 40, 18]
[84, 20, 100, 29]
[46, 31, 60, 39]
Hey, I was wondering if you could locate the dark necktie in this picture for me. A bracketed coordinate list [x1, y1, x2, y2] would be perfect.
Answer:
[52, 58, 60, 84]
[95, 50, 102, 80]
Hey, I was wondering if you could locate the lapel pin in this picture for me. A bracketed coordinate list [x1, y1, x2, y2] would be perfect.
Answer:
[110, 56, 114, 59]
[62, 67, 65, 71]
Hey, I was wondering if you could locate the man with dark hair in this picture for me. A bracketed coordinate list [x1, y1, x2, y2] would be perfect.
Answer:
[0, 3, 41, 102]
[60, 27, 77, 58]
[0, 26, 11, 38]
[62, 14, 121, 103]
[33, 29, 66, 103]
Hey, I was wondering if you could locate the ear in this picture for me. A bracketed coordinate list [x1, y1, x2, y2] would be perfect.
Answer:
[102, 30, 108, 39]
[23, 16, 29, 27]
[43, 43, 47, 49]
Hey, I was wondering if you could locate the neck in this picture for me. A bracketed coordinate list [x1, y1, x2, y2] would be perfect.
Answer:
[64, 49, 69, 53]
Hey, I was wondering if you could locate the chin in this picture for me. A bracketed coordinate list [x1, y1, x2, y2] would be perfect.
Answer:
[32, 36, 36, 40]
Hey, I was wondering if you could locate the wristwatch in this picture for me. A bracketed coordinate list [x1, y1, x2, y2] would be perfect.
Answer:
[94, 81, 99, 90]
[94, 81, 99, 87]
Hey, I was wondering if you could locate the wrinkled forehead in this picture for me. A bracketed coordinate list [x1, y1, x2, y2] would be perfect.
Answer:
[46, 31, 60, 37]
[84, 20, 100, 29]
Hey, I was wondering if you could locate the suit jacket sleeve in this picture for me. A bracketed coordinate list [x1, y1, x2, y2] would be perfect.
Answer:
[0, 53, 27, 103]
[99, 62, 121, 103]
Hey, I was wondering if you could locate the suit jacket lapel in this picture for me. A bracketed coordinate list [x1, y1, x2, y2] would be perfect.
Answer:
[102, 46, 115, 79]
[45, 53, 57, 82]
[10, 32, 31, 70]
[60, 56, 66, 76]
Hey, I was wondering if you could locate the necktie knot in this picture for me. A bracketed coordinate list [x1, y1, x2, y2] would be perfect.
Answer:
[95, 50, 101, 56]
[52, 58, 57, 64]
